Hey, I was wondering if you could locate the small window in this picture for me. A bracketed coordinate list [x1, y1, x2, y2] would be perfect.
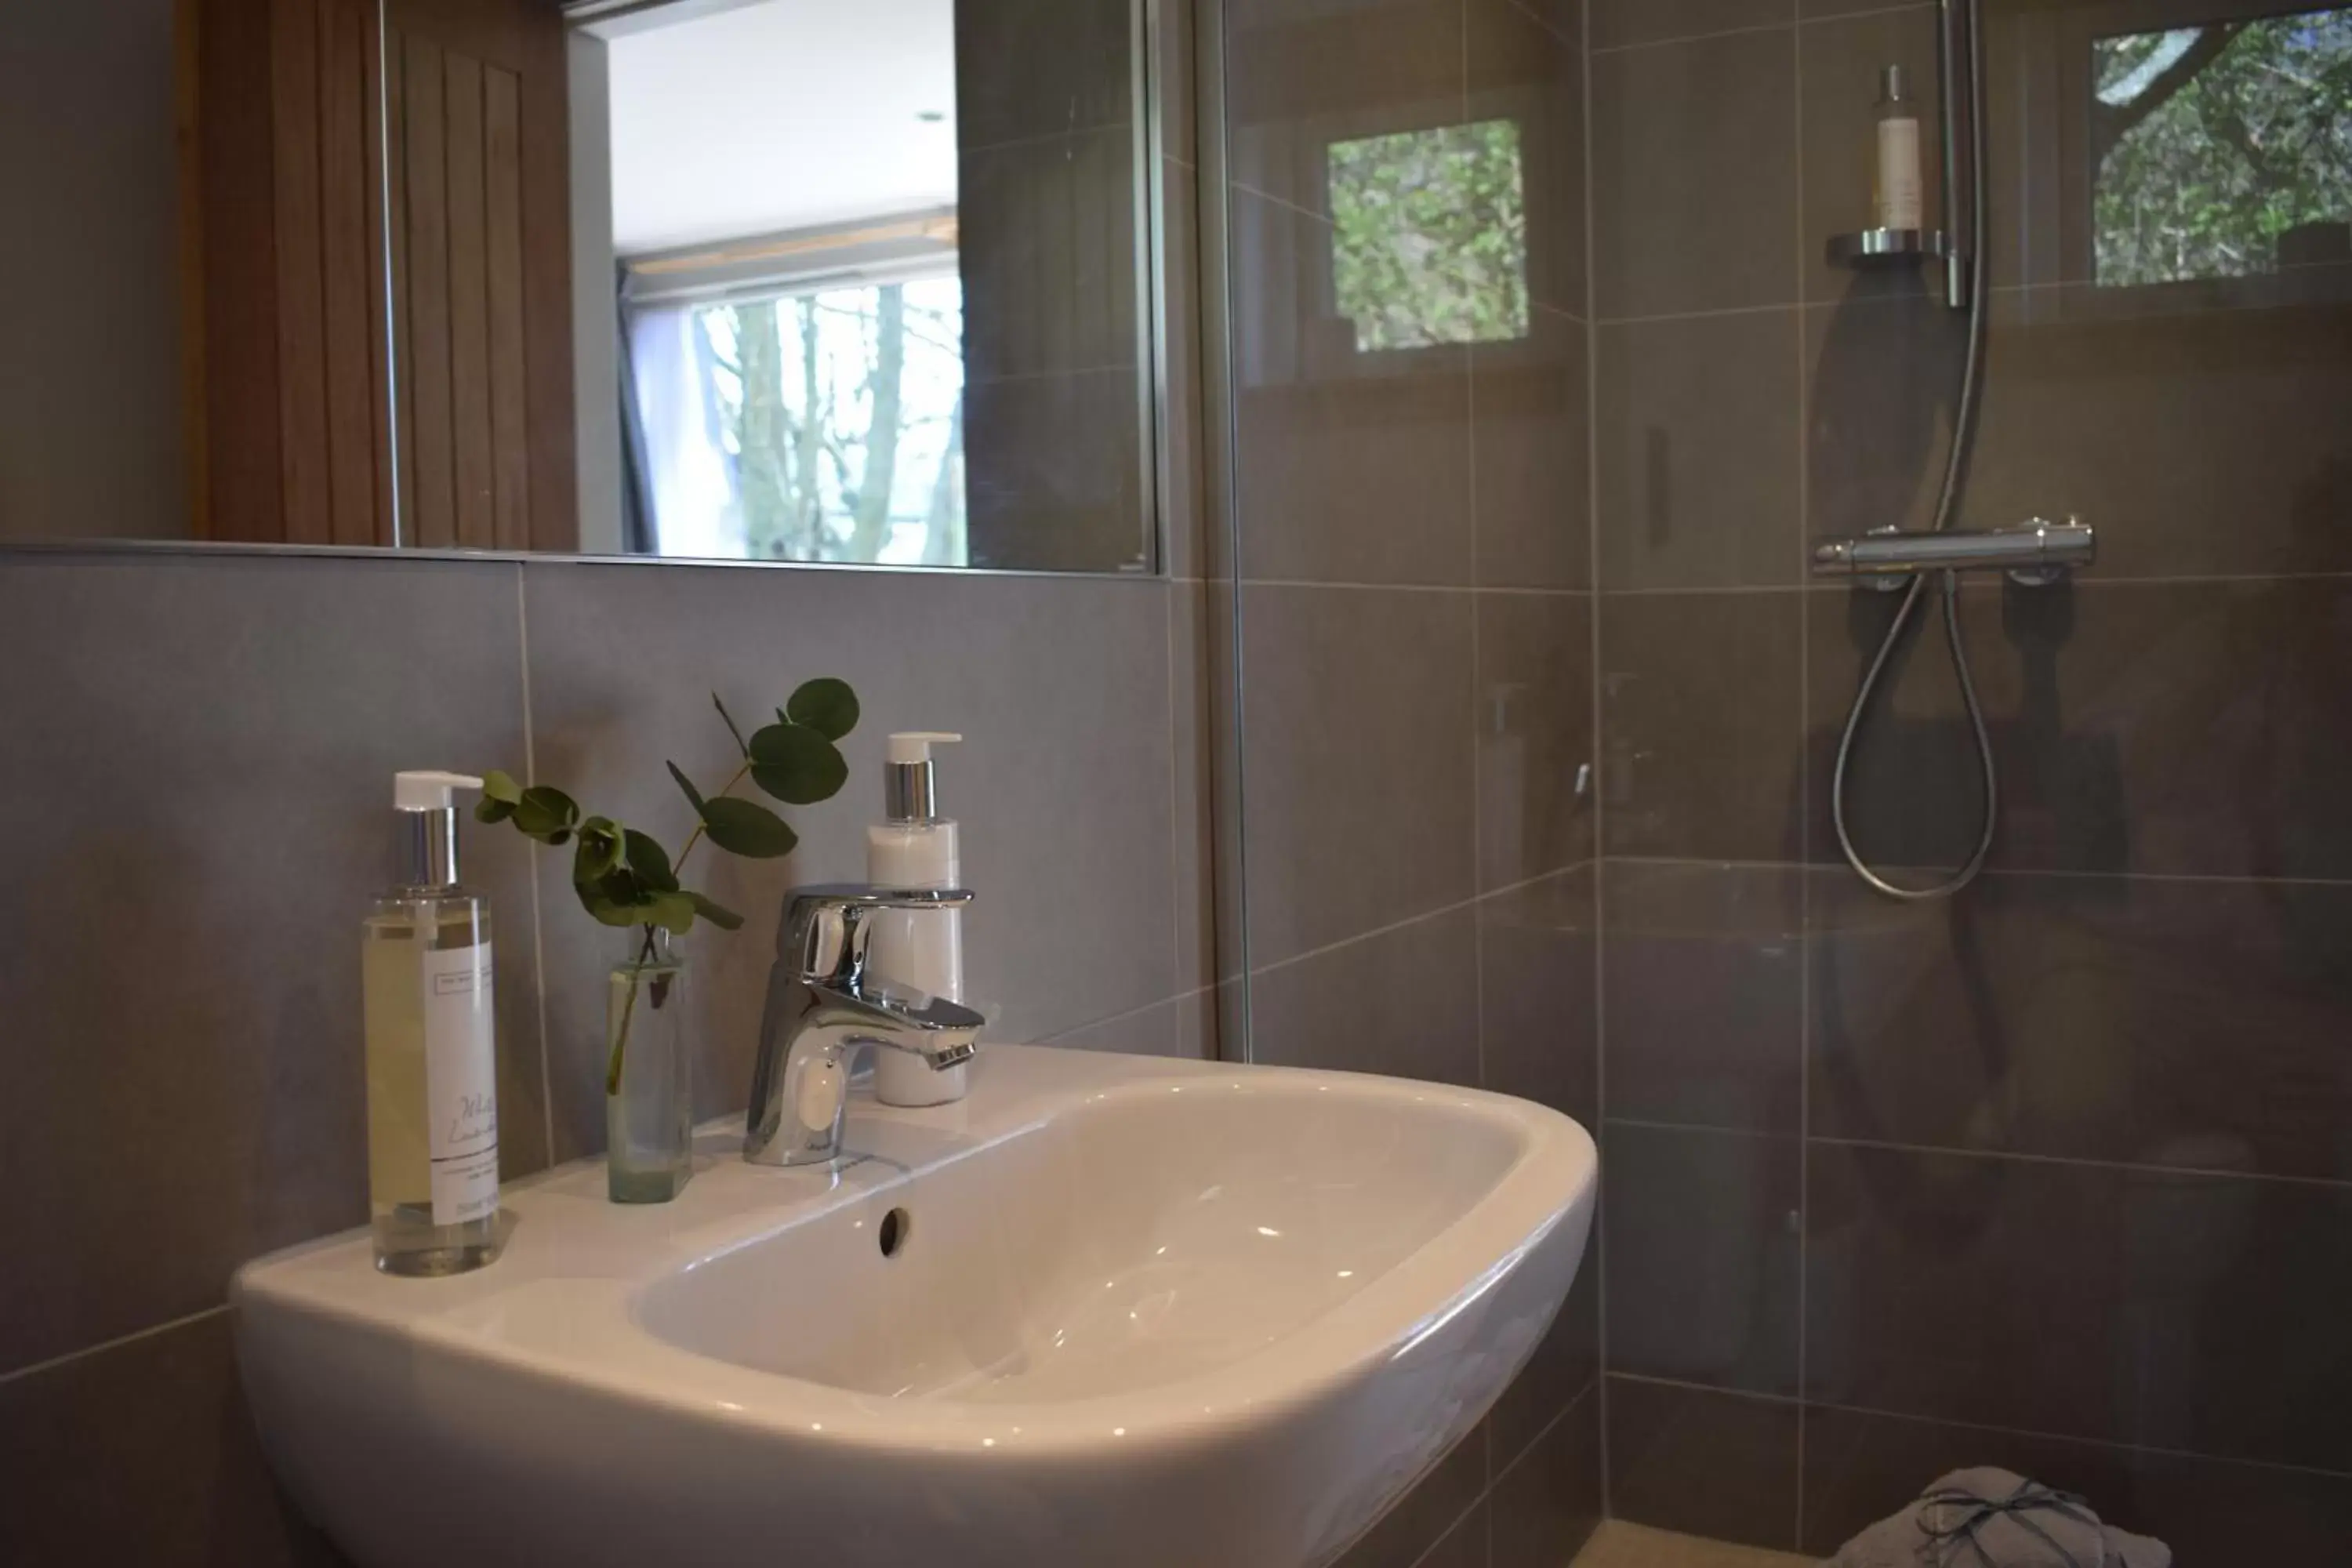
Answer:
[1326, 119, 1531, 352]
[2093, 10, 2352, 287]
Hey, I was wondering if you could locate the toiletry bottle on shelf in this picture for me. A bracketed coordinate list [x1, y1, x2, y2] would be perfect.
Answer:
[361, 771, 502, 1276]
[1874, 64, 1924, 232]
[867, 732, 969, 1107]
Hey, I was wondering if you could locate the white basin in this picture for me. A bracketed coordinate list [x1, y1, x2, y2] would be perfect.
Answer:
[234, 1045, 1596, 1568]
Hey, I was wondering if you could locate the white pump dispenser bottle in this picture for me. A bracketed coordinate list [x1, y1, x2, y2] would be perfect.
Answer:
[867, 732, 969, 1106]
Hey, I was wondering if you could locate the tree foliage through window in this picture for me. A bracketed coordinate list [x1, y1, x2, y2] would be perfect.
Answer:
[2094, 9, 2352, 285]
[1327, 119, 1530, 351]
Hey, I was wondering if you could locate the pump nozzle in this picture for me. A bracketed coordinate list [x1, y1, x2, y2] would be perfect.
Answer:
[884, 732, 960, 822]
[395, 771, 484, 811]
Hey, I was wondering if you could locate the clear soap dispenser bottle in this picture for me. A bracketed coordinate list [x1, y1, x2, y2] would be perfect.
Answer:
[361, 771, 502, 1276]
[867, 732, 969, 1107]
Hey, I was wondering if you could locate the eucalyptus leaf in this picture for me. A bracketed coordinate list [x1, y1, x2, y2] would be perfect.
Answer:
[572, 817, 624, 883]
[784, 677, 860, 742]
[624, 829, 678, 892]
[475, 769, 523, 824]
[748, 722, 848, 805]
[711, 692, 753, 757]
[514, 785, 579, 843]
[584, 894, 645, 928]
[666, 760, 706, 815]
[699, 796, 799, 858]
[688, 891, 744, 931]
[648, 891, 698, 936]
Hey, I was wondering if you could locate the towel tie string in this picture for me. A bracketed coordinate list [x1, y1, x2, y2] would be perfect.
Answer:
[1913, 1477, 2107, 1568]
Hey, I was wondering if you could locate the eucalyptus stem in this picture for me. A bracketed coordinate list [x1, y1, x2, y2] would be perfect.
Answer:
[604, 757, 753, 1097]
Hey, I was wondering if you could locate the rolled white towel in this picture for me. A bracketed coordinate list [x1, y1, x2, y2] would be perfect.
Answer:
[1828, 1466, 2171, 1568]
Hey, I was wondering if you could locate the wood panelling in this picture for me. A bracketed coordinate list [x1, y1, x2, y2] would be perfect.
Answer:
[485, 69, 531, 552]
[188, 0, 571, 551]
[319, 0, 379, 546]
[386, 0, 573, 552]
[399, 36, 456, 547]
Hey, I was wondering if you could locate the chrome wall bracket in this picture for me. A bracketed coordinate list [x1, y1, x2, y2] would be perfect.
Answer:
[1812, 517, 2096, 590]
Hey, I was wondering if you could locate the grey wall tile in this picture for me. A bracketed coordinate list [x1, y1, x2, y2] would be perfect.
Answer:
[1473, 316, 1593, 592]
[1798, 7, 1944, 303]
[1804, 292, 1968, 546]
[1224, 0, 1464, 222]
[1490, 1385, 1605, 1568]
[1596, 310, 1804, 590]
[1035, 993, 1205, 1058]
[1230, 191, 1476, 586]
[1806, 579, 2352, 880]
[1480, 866, 1599, 1126]
[522, 562, 1176, 1159]
[1606, 1123, 1803, 1395]
[1592, 28, 1798, 318]
[1802, 1403, 2352, 1563]
[1469, 0, 1588, 318]
[964, 368, 1149, 574]
[1810, 870, 2352, 1181]
[1591, 0, 1790, 50]
[1607, 1376, 1802, 1550]
[960, 127, 1138, 383]
[0, 1312, 344, 1567]
[1493, 1260, 1602, 1470]
[1477, 592, 1595, 887]
[1169, 580, 1218, 993]
[1240, 585, 1475, 964]
[1332, 1418, 1490, 1568]
[1250, 906, 1481, 1086]
[1410, 1497, 1490, 1568]
[0, 555, 539, 1374]
[1601, 590, 1805, 862]
[1605, 862, 1804, 1134]
[1814, 291, 2352, 579]
[1806, 1141, 2352, 1471]
[1967, 292, 2352, 579]
[955, 0, 1132, 150]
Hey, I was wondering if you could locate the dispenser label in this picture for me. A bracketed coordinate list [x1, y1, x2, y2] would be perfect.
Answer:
[422, 943, 500, 1226]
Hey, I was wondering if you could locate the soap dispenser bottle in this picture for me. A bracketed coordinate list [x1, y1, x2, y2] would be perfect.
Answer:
[361, 771, 502, 1276]
[868, 732, 969, 1107]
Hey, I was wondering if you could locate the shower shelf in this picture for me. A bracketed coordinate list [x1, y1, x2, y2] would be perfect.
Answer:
[1826, 227, 1952, 267]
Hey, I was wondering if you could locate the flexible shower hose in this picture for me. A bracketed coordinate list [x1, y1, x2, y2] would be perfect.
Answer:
[1829, 0, 1997, 902]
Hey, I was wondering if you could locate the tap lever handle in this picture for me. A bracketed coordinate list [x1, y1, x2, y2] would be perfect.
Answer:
[778, 884, 976, 967]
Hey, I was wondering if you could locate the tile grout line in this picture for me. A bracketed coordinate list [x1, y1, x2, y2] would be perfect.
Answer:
[1608, 1370, 2352, 1486]
[0, 1304, 230, 1390]
[1600, 1113, 2352, 1192]
[1788, 4, 1812, 1548]
[1163, 580, 1187, 1052]
[1461, 0, 1490, 1124]
[1239, 579, 1594, 596]
[1029, 983, 1219, 1047]
[1581, 0, 1613, 1523]
[1589, 5, 1935, 60]
[1244, 862, 1598, 981]
[1811, 1131, 2352, 1192]
[1600, 851, 2352, 892]
[516, 563, 554, 1167]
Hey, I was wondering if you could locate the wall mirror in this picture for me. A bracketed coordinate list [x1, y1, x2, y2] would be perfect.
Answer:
[2, 0, 1170, 573]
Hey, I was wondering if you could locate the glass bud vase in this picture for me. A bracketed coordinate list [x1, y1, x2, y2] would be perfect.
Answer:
[605, 927, 692, 1203]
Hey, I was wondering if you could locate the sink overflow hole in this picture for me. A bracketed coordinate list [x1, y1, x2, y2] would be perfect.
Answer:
[878, 1208, 911, 1258]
